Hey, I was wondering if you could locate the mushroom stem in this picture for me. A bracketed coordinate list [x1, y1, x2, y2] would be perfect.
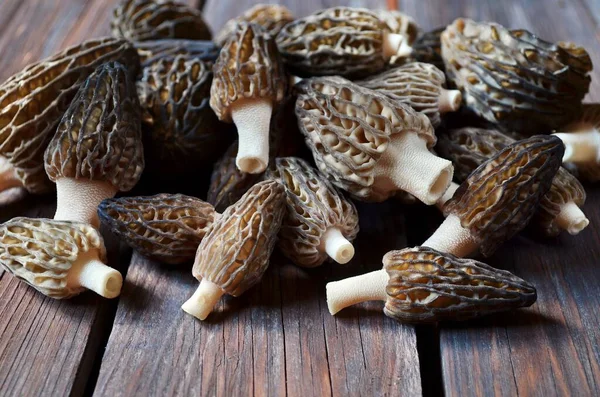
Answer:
[0, 156, 21, 192]
[181, 278, 225, 320]
[54, 178, 118, 228]
[326, 269, 389, 315]
[553, 130, 600, 164]
[374, 132, 453, 205]
[555, 201, 589, 235]
[438, 89, 462, 113]
[320, 227, 355, 264]
[422, 214, 478, 257]
[382, 31, 412, 58]
[67, 249, 123, 298]
[231, 97, 272, 174]
[290, 75, 303, 86]
[435, 181, 459, 212]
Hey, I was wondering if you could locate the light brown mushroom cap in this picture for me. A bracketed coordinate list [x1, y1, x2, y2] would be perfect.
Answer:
[215, 4, 294, 45]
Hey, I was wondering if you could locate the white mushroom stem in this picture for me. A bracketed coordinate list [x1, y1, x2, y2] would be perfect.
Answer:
[382, 31, 412, 58]
[422, 214, 478, 257]
[553, 130, 600, 164]
[181, 278, 225, 320]
[438, 89, 462, 113]
[435, 181, 459, 212]
[320, 227, 355, 264]
[373, 132, 454, 205]
[0, 156, 21, 192]
[231, 97, 272, 174]
[326, 269, 389, 315]
[54, 178, 118, 228]
[555, 201, 589, 235]
[289, 75, 303, 86]
[66, 249, 123, 298]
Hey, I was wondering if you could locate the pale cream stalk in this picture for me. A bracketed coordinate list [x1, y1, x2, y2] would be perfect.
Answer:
[231, 97, 272, 174]
[553, 130, 600, 164]
[326, 269, 389, 315]
[438, 89, 462, 113]
[320, 227, 355, 264]
[382, 31, 412, 58]
[66, 249, 123, 298]
[555, 201, 589, 235]
[182, 278, 225, 320]
[422, 214, 478, 258]
[435, 181, 459, 212]
[54, 178, 118, 228]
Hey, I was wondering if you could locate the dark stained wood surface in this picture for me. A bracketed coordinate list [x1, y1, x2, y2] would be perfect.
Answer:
[0, 0, 599, 396]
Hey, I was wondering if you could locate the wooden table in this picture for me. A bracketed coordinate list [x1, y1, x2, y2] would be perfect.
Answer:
[0, 0, 599, 396]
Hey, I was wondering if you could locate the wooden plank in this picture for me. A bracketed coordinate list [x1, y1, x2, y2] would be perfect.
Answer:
[92, 2, 421, 396]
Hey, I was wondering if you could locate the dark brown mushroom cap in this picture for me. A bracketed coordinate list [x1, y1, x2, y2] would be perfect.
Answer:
[445, 135, 564, 257]
[98, 194, 216, 264]
[44, 62, 144, 192]
[383, 246, 537, 323]
[134, 39, 219, 68]
[0, 37, 139, 194]
[111, 0, 212, 41]
[358, 62, 449, 127]
[267, 157, 359, 268]
[0, 217, 106, 299]
[138, 55, 230, 174]
[215, 4, 294, 46]
[410, 27, 445, 71]
[295, 76, 434, 201]
[441, 18, 592, 135]
[210, 22, 287, 122]
[275, 7, 389, 79]
[192, 180, 285, 296]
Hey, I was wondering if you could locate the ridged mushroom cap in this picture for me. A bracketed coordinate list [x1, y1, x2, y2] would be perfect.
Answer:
[44, 62, 144, 192]
[410, 27, 445, 71]
[215, 4, 294, 45]
[134, 39, 219, 68]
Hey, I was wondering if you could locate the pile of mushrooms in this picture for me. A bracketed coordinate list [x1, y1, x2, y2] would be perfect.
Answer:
[0, 1, 595, 330]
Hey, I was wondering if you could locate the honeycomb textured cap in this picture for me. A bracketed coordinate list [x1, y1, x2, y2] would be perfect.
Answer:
[134, 39, 219, 68]
[276, 7, 389, 78]
[192, 180, 286, 296]
[0, 217, 106, 299]
[267, 157, 359, 267]
[44, 62, 144, 192]
[210, 22, 287, 122]
[0, 37, 139, 193]
[445, 135, 564, 257]
[138, 55, 228, 174]
[358, 62, 450, 127]
[295, 75, 434, 201]
[98, 194, 216, 264]
[441, 18, 592, 135]
[111, 0, 212, 41]
[215, 4, 294, 45]
[382, 246, 537, 323]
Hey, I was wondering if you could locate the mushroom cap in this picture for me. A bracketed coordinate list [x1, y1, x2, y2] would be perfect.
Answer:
[267, 157, 359, 268]
[409, 27, 445, 71]
[0, 217, 106, 299]
[383, 246, 537, 323]
[215, 4, 294, 46]
[441, 18, 592, 135]
[98, 194, 216, 265]
[192, 180, 285, 296]
[374, 9, 420, 44]
[0, 37, 139, 194]
[44, 62, 144, 192]
[134, 39, 220, 68]
[111, 0, 212, 41]
[210, 22, 287, 122]
[358, 62, 449, 127]
[138, 55, 230, 175]
[295, 75, 434, 201]
[445, 135, 564, 257]
[276, 7, 389, 79]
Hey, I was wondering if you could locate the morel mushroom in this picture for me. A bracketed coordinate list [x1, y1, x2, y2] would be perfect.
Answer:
[98, 194, 216, 264]
[410, 27, 445, 71]
[437, 127, 588, 236]
[441, 18, 592, 135]
[276, 7, 411, 79]
[326, 246, 537, 322]
[358, 62, 462, 127]
[44, 62, 144, 228]
[296, 76, 453, 205]
[0, 217, 122, 299]
[215, 3, 294, 45]
[423, 135, 563, 257]
[267, 157, 359, 267]
[182, 180, 285, 320]
[374, 9, 420, 66]
[134, 39, 219, 68]
[138, 55, 229, 175]
[210, 22, 287, 174]
[0, 37, 139, 195]
[111, 0, 212, 41]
